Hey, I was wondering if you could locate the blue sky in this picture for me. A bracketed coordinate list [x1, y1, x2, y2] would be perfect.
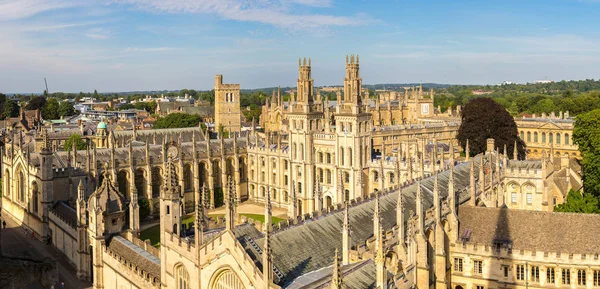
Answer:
[1, 0, 599, 93]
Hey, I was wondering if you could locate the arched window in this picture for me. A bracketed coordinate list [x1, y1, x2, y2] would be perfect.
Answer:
[327, 170, 332, 184]
[300, 143, 304, 160]
[348, 147, 353, 166]
[176, 264, 190, 289]
[534, 132, 538, 142]
[340, 147, 345, 165]
[549, 133, 553, 144]
[520, 131, 524, 140]
[390, 173, 395, 184]
[556, 133, 561, 144]
[319, 152, 323, 163]
[565, 133, 569, 145]
[318, 168, 324, 183]
[327, 153, 331, 164]
[19, 171, 25, 202]
[527, 132, 531, 142]
[373, 171, 379, 182]
[541, 132, 546, 143]
[212, 270, 244, 289]
[292, 143, 297, 159]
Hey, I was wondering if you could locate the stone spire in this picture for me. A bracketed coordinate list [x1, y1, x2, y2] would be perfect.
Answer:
[76, 180, 86, 225]
[465, 139, 470, 161]
[342, 202, 351, 265]
[479, 155, 485, 194]
[469, 161, 476, 206]
[225, 176, 235, 231]
[513, 140, 518, 160]
[289, 182, 298, 218]
[416, 181, 425, 235]
[129, 182, 140, 234]
[373, 192, 380, 238]
[263, 185, 273, 289]
[330, 249, 346, 289]
[375, 220, 386, 289]
[195, 183, 205, 246]
[433, 173, 441, 222]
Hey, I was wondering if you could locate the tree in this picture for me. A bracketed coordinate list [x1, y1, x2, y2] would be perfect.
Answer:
[554, 190, 600, 213]
[42, 98, 60, 119]
[26, 96, 47, 110]
[153, 113, 202, 129]
[457, 98, 526, 159]
[64, 134, 87, 151]
[58, 101, 76, 117]
[573, 108, 600, 195]
[2, 99, 19, 119]
[93, 89, 99, 99]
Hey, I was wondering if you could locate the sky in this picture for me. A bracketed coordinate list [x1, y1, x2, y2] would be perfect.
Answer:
[1, 0, 600, 93]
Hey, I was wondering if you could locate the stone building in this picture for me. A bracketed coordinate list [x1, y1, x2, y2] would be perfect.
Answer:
[214, 74, 242, 133]
[516, 112, 579, 159]
[0, 56, 592, 289]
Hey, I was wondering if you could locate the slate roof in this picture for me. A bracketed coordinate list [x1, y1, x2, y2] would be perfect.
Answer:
[458, 206, 600, 255]
[51, 201, 77, 228]
[287, 260, 390, 289]
[107, 236, 161, 279]
[240, 156, 484, 286]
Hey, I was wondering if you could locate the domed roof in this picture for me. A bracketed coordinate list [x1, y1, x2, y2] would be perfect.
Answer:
[97, 121, 107, 129]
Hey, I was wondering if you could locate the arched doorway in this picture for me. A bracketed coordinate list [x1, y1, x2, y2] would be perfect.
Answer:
[325, 196, 332, 208]
[151, 167, 162, 198]
[135, 168, 147, 198]
[211, 269, 245, 289]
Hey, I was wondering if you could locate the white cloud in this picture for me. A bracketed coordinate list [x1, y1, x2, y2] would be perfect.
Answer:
[122, 47, 179, 52]
[108, 0, 373, 31]
[0, 0, 77, 20]
[85, 28, 112, 39]
[287, 0, 333, 7]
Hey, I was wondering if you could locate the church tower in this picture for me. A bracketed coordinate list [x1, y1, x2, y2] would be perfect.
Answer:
[214, 74, 242, 133]
[334, 55, 371, 202]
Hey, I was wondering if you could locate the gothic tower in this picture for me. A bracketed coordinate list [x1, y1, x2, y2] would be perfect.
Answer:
[214, 74, 242, 133]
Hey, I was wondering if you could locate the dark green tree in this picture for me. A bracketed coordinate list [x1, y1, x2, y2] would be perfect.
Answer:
[93, 89, 99, 99]
[64, 134, 88, 151]
[554, 190, 600, 213]
[42, 98, 60, 119]
[457, 98, 526, 159]
[26, 96, 47, 110]
[2, 99, 19, 119]
[573, 108, 600, 195]
[153, 113, 202, 129]
[58, 101, 76, 117]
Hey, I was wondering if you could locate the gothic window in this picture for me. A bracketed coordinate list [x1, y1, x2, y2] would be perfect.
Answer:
[176, 264, 190, 289]
[344, 172, 350, 183]
[389, 173, 395, 184]
[511, 193, 517, 203]
[261, 187, 266, 197]
[344, 189, 349, 202]
[18, 171, 25, 203]
[319, 152, 323, 163]
[516, 265, 525, 280]
[593, 270, 599, 286]
[562, 268, 571, 285]
[261, 157, 265, 167]
[454, 258, 463, 272]
[284, 175, 289, 186]
[373, 171, 379, 182]
[565, 133, 570, 145]
[32, 182, 39, 215]
[474, 260, 483, 275]
[578, 270, 587, 286]
[297, 166, 302, 177]
[292, 143, 297, 159]
[548, 268, 556, 284]
[534, 132, 538, 142]
[327, 170, 332, 184]
[261, 172, 265, 182]
[340, 147, 345, 165]
[348, 147, 353, 166]
[300, 144, 304, 160]
[212, 270, 245, 289]
[284, 160, 288, 170]
[272, 159, 277, 169]
[327, 153, 331, 164]
[319, 169, 324, 183]
[531, 266, 540, 282]
[284, 191, 289, 202]
[272, 173, 276, 184]
[526, 193, 533, 205]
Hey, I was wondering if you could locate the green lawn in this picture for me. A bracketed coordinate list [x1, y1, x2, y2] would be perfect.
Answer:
[139, 213, 285, 248]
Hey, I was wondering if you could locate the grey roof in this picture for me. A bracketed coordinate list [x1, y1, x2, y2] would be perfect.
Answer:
[287, 260, 390, 289]
[107, 236, 161, 279]
[243, 157, 483, 286]
[51, 201, 77, 228]
[458, 206, 600, 255]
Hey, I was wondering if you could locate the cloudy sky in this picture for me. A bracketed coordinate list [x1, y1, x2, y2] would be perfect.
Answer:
[1, 0, 599, 93]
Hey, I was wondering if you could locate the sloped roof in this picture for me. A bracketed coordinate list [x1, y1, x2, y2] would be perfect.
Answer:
[245, 157, 481, 286]
[458, 206, 600, 255]
[107, 236, 161, 279]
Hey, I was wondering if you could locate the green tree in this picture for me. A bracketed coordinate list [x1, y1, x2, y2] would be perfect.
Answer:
[93, 89, 99, 99]
[42, 98, 60, 119]
[153, 113, 202, 129]
[26, 96, 47, 110]
[2, 99, 19, 119]
[58, 101, 76, 117]
[64, 134, 88, 151]
[554, 190, 600, 213]
[457, 98, 526, 159]
[573, 108, 600, 195]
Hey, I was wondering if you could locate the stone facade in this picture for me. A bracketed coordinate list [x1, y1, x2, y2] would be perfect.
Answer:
[516, 112, 579, 159]
[214, 74, 242, 133]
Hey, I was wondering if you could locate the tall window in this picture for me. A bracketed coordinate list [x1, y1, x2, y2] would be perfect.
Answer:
[520, 131, 525, 140]
[578, 269, 587, 286]
[373, 171, 379, 182]
[542, 132, 546, 143]
[548, 268, 556, 284]
[176, 265, 189, 289]
[319, 169, 324, 183]
[348, 148, 353, 166]
[527, 132, 531, 142]
[474, 260, 483, 275]
[340, 147, 345, 165]
[563, 268, 571, 285]
[527, 193, 533, 205]
[327, 153, 331, 164]
[534, 132, 538, 142]
[516, 265, 526, 281]
[557, 134, 561, 144]
[593, 270, 599, 286]
[319, 152, 323, 163]
[454, 258, 463, 272]
[531, 266, 540, 282]
[390, 173, 395, 184]
[565, 133, 570, 145]
[549, 133, 553, 144]
[511, 193, 517, 203]
[327, 170, 332, 184]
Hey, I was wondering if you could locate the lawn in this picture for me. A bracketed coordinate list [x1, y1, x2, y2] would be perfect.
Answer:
[139, 213, 284, 248]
